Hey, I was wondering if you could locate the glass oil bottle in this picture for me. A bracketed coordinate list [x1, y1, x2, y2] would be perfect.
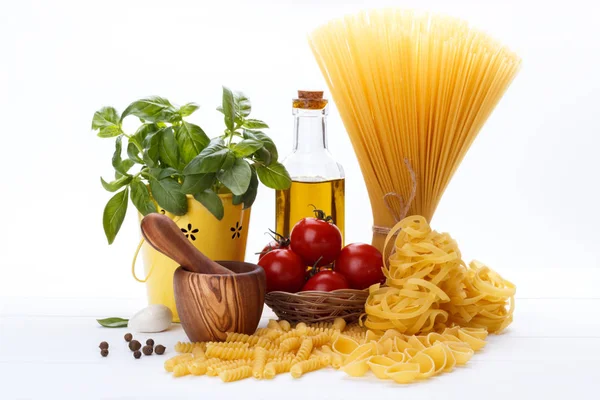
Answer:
[275, 91, 345, 242]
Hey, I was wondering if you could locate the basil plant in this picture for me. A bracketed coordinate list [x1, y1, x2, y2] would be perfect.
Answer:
[91, 87, 291, 244]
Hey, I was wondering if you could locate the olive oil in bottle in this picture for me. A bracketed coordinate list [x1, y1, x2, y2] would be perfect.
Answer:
[275, 91, 345, 241]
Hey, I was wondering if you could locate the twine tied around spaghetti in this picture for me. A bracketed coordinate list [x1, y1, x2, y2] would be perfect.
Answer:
[372, 159, 417, 236]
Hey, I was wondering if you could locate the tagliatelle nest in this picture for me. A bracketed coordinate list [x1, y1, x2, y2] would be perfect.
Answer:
[265, 289, 368, 324]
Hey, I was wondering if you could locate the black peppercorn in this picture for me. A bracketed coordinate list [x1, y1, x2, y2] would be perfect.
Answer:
[142, 345, 153, 356]
[129, 340, 141, 352]
[99, 341, 109, 350]
[146, 338, 154, 346]
[100, 349, 109, 357]
[133, 350, 141, 359]
[124, 333, 133, 342]
[155, 345, 166, 355]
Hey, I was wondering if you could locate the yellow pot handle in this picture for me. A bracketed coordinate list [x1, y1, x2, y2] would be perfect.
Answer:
[132, 238, 155, 283]
[131, 214, 181, 283]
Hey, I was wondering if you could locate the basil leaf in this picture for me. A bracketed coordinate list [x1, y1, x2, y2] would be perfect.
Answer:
[127, 142, 144, 164]
[179, 102, 200, 117]
[130, 179, 156, 216]
[183, 138, 229, 175]
[217, 158, 252, 195]
[232, 167, 258, 209]
[149, 177, 187, 215]
[97, 317, 129, 328]
[93, 107, 122, 138]
[148, 167, 179, 181]
[234, 91, 251, 119]
[102, 188, 129, 244]
[242, 119, 269, 129]
[233, 139, 263, 157]
[244, 129, 278, 165]
[92, 107, 120, 128]
[143, 129, 163, 167]
[255, 161, 291, 189]
[181, 173, 216, 195]
[121, 96, 178, 123]
[131, 123, 159, 150]
[194, 190, 224, 220]
[112, 136, 134, 175]
[96, 125, 122, 138]
[101, 175, 132, 192]
[158, 127, 180, 169]
[175, 121, 209, 164]
[221, 86, 235, 131]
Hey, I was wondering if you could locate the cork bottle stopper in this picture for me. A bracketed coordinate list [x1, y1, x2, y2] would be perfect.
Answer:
[297, 91, 324, 100]
[294, 90, 327, 109]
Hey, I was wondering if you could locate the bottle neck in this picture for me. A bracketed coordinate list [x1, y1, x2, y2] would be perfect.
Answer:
[292, 108, 328, 153]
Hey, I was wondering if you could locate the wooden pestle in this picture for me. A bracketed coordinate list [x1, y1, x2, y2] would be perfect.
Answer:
[140, 213, 234, 275]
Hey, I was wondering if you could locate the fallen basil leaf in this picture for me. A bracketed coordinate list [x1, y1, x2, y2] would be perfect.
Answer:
[97, 317, 129, 328]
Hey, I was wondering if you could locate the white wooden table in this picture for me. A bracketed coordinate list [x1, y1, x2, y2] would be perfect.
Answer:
[1, 268, 598, 400]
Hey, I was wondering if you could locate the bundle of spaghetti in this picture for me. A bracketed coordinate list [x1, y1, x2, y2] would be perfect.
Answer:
[363, 215, 515, 335]
[308, 9, 521, 251]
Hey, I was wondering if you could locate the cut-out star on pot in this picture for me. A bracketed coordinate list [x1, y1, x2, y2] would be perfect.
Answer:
[230, 222, 243, 239]
[181, 223, 199, 241]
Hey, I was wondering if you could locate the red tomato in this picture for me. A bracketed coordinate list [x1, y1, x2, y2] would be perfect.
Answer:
[302, 270, 349, 292]
[259, 240, 286, 260]
[334, 243, 384, 289]
[257, 249, 305, 293]
[290, 218, 342, 267]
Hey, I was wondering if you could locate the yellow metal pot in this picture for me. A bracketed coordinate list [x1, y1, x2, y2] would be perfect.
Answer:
[133, 194, 251, 322]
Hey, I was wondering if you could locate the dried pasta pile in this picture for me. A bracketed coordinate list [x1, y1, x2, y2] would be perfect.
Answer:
[165, 317, 487, 384]
[364, 216, 515, 335]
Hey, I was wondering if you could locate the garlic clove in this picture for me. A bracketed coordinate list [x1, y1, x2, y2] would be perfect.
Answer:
[129, 304, 173, 333]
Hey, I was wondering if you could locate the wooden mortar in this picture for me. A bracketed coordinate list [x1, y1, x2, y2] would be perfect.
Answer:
[140, 213, 266, 342]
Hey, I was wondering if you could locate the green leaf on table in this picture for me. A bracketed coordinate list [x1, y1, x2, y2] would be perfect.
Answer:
[121, 96, 178, 123]
[127, 142, 144, 164]
[179, 102, 200, 117]
[102, 187, 129, 244]
[234, 91, 251, 119]
[217, 158, 251, 195]
[112, 136, 134, 175]
[97, 317, 129, 328]
[242, 119, 269, 129]
[232, 167, 258, 209]
[194, 190, 224, 220]
[181, 173, 216, 194]
[100, 175, 132, 192]
[130, 179, 157, 216]
[183, 138, 230, 175]
[175, 121, 209, 164]
[93, 107, 122, 138]
[221, 86, 235, 131]
[243, 129, 278, 165]
[149, 177, 187, 215]
[232, 139, 263, 157]
[158, 127, 180, 169]
[255, 161, 291, 189]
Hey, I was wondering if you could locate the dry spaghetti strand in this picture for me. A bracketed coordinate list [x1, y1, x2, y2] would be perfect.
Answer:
[308, 9, 521, 251]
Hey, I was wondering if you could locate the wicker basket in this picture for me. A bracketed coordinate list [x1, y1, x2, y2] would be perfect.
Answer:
[264, 289, 368, 324]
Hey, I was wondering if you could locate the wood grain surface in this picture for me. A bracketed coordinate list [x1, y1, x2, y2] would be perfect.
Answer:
[174, 261, 266, 342]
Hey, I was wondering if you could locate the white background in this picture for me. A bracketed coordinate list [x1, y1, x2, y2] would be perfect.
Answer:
[0, 0, 599, 301]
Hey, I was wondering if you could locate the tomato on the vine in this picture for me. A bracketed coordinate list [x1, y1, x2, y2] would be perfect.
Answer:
[335, 243, 384, 289]
[302, 270, 349, 292]
[257, 249, 305, 293]
[290, 209, 342, 267]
